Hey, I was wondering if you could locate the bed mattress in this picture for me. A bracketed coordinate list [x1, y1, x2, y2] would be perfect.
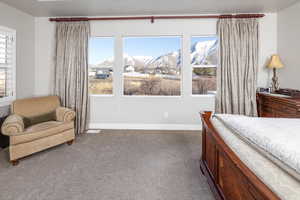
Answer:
[211, 116, 300, 200]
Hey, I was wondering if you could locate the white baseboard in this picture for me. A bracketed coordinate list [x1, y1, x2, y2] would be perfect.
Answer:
[88, 123, 202, 131]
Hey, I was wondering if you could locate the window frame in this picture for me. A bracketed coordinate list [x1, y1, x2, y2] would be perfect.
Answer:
[121, 35, 184, 98]
[0, 26, 16, 106]
[88, 36, 115, 97]
[88, 34, 219, 98]
[190, 35, 219, 97]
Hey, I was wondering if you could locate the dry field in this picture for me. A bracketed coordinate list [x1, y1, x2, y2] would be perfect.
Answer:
[192, 76, 216, 95]
[89, 77, 113, 95]
[124, 76, 181, 96]
[89, 75, 216, 95]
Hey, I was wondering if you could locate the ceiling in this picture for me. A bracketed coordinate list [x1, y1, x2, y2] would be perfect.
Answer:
[0, 0, 299, 17]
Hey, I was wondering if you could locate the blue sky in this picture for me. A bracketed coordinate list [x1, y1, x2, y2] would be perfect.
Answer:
[124, 37, 181, 58]
[89, 37, 114, 65]
[89, 36, 217, 65]
[191, 36, 218, 46]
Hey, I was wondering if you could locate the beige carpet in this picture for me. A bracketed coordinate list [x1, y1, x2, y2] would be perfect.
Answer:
[0, 130, 214, 200]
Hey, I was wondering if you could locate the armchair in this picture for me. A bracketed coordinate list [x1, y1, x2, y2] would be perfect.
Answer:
[1, 96, 75, 165]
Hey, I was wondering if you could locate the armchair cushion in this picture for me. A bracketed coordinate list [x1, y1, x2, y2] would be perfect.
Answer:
[10, 121, 74, 145]
[23, 112, 56, 127]
[56, 107, 76, 122]
[1, 114, 25, 136]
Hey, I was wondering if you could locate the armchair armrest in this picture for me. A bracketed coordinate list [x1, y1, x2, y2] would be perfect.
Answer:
[1, 114, 25, 136]
[56, 107, 76, 122]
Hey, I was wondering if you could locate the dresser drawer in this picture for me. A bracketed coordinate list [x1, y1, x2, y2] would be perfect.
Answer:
[275, 111, 300, 118]
[270, 104, 296, 114]
[261, 110, 275, 118]
[257, 93, 300, 118]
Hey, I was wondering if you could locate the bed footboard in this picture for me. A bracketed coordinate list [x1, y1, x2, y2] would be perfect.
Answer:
[200, 111, 279, 200]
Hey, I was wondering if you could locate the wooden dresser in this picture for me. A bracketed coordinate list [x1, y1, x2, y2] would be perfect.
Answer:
[257, 92, 300, 118]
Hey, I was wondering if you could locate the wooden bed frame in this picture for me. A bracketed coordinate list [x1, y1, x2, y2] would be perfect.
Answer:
[200, 111, 280, 200]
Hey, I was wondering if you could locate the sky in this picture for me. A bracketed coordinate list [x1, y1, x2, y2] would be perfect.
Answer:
[89, 36, 217, 65]
[89, 37, 114, 65]
[123, 37, 181, 59]
[191, 36, 218, 46]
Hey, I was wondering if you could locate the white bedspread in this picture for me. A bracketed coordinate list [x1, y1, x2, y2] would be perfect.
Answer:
[214, 114, 300, 181]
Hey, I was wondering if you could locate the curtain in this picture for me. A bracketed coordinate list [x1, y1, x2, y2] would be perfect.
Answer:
[216, 18, 259, 116]
[54, 21, 90, 134]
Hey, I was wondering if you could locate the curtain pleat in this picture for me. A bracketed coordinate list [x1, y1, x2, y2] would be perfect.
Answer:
[216, 18, 259, 116]
[54, 21, 90, 134]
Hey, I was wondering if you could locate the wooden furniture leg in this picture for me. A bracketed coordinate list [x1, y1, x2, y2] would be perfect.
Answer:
[11, 160, 19, 166]
[67, 140, 74, 145]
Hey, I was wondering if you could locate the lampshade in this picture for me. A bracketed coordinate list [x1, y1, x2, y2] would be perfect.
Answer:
[267, 54, 284, 69]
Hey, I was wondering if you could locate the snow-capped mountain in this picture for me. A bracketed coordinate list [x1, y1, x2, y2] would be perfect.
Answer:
[91, 58, 114, 69]
[146, 51, 181, 69]
[191, 40, 218, 65]
[91, 55, 153, 71]
[90, 40, 217, 74]
[124, 54, 153, 72]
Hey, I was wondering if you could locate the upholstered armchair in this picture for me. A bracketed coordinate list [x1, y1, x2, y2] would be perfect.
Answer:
[1, 96, 75, 165]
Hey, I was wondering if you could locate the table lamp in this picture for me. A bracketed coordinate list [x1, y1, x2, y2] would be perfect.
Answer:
[267, 54, 284, 92]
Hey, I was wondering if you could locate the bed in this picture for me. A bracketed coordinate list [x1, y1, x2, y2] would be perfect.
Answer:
[200, 111, 300, 200]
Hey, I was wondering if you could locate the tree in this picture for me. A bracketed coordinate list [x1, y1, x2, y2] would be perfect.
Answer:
[193, 68, 216, 76]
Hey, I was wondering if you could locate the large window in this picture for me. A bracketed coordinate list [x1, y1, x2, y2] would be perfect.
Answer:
[89, 37, 114, 95]
[88, 35, 218, 97]
[191, 36, 218, 95]
[123, 37, 182, 96]
[0, 26, 16, 105]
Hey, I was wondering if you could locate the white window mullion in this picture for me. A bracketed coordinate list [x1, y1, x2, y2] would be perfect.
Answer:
[115, 35, 122, 98]
[182, 34, 191, 97]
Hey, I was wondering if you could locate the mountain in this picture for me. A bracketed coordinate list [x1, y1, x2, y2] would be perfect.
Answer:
[90, 58, 113, 70]
[90, 55, 153, 71]
[124, 54, 153, 72]
[90, 40, 217, 74]
[146, 51, 181, 70]
[191, 39, 218, 65]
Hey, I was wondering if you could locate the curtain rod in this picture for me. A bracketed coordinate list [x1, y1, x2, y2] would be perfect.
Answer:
[49, 14, 265, 23]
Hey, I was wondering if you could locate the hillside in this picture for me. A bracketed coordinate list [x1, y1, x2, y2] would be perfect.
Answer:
[90, 40, 218, 74]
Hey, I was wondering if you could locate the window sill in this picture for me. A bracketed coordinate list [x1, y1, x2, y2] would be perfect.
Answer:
[90, 94, 114, 97]
[122, 95, 183, 98]
[191, 94, 216, 98]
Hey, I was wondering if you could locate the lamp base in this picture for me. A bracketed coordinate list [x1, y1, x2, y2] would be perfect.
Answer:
[271, 68, 280, 92]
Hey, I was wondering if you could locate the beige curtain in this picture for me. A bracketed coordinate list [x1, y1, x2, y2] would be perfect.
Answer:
[54, 21, 90, 134]
[216, 18, 259, 116]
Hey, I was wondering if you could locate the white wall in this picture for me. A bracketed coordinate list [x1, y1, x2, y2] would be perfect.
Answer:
[258, 14, 278, 88]
[35, 18, 55, 96]
[278, 2, 300, 90]
[0, 2, 35, 99]
[35, 13, 277, 129]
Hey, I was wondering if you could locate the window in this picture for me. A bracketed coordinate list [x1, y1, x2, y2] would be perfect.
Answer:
[123, 36, 182, 96]
[191, 36, 218, 95]
[0, 26, 16, 105]
[89, 37, 114, 95]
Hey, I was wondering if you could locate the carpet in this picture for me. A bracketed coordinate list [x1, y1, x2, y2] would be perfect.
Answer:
[0, 130, 214, 200]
